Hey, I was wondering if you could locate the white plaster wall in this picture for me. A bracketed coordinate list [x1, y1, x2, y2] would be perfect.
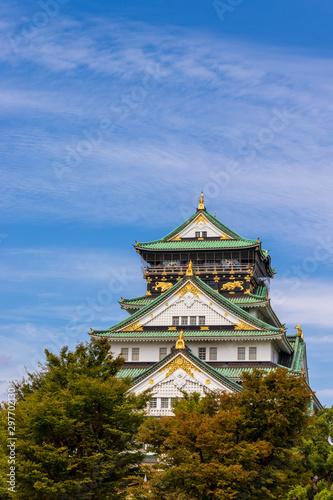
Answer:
[177, 218, 226, 239]
[146, 299, 233, 327]
[110, 340, 274, 363]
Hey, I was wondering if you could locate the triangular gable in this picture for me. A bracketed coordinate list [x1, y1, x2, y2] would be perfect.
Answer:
[101, 276, 280, 334]
[168, 212, 233, 241]
[131, 350, 243, 399]
[136, 210, 255, 248]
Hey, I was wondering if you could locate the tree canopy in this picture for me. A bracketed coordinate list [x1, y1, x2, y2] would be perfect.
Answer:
[133, 368, 313, 500]
[0, 339, 150, 499]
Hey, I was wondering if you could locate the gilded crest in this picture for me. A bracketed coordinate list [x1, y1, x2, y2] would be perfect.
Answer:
[160, 355, 200, 378]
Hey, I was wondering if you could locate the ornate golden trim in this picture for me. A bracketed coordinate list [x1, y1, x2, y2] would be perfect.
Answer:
[178, 282, 201, 298]
[195, 214, 207, 224]
[153, 282, 173, 292]
[234, 321, 257, 331]
[198, 191, 205, 210]
[186, 260, 193, 276]
[295, 324, 302, 336]
[121, 321, 143, 332]
[170, 236, 181, 241]
[175, 330, 185, 349]
[221, 281, 244, 291]
[160, 355, 200, 378]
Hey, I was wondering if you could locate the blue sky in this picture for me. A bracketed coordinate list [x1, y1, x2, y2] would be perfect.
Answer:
[1, 0, 333, 405]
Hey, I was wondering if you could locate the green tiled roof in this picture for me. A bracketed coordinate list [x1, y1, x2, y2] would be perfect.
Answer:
[135, 208, 275, 276]
[136, 239, 258, 250]
[91, 275, 281, 335]
[94, 329, 282, 339]
[119, 362, 302, 382]
[161, 209, 246, 242]
[121, 295, 152, 307]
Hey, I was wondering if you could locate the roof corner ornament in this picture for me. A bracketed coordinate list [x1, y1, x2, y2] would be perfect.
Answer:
[198, 191, 205, 210]
[256, 237, 260, 243]
[295, 324, 304, 339]
[186, 260, 194, 276]
[90, 328, 94, 333]
[281, 324, 286, 334]
[176, 330, 185, 349]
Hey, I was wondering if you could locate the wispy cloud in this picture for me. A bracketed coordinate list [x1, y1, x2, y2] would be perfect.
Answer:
[0, 15, 332, 251]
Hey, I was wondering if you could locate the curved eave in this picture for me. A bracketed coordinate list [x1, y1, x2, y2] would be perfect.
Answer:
[135, 241, 259, 252]
[90, 331, 285, 341]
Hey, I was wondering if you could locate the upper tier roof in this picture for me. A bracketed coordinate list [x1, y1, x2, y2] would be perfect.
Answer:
[135, 207, 258, 251]
[134, 196, 274, 275]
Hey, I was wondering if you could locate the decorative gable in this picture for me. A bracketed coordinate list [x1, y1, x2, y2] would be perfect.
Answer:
[118, 278, 260, 331]
[168, 213, 233, 240]
[131, 351, 240, 416]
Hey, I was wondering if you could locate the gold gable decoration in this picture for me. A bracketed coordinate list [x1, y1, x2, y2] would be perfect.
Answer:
[159, 355, 200, 378]
[234, 321, 257, 331]
[120, 321, 143, 332]
[178, 282, 201, 299]
[195, 214, 207, 225]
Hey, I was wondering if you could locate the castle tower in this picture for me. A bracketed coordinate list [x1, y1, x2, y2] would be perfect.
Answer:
[90, 194, 321, 415]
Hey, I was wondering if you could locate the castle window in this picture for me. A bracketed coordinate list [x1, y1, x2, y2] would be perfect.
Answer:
[195, 231, 200, 238]
[198, 347, 206, 360]
[210, 347, 217, 360]
[181, 316, 188, 326]
[161, 398, 169, 409]
[120, 348, 128, 361]
[202, 231, 207, 238]
[149, 398, 157, 408]
[249, 347, 257, 360]
[132, 348, 140, 361]
[159, 347, 167, 360]
[172, 316, 179, 326]
[238, 347, 246, 360]
[198, 316, 205, 325]
[190, 316, 197, 325]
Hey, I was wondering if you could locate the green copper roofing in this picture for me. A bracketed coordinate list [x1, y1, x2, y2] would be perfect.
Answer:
[136, 239, 258, 250]
[91, 275, 281, 336]
[130, 349, 243, 393]
[136, 209, 258, 250]
[135, 208, 275, 276]
[121, 295, 153, 307]
[288, 336, 307, 374]
[162, 209, 246, 241]
[93, 329, 282, 339]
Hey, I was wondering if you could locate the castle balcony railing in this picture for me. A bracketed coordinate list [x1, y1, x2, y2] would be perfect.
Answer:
[144, 263, 253, 275]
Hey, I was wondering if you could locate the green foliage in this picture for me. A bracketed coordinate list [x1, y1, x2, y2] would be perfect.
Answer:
[0, 339, 150, 499]
[135, 369, 313, 500]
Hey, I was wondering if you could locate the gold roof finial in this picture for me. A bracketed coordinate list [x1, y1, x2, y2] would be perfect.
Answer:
[198, 191, 205, 210]
[295, 324, 303, 336]
[186, 260, 193, 276]
[176, 330, 185, 349]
